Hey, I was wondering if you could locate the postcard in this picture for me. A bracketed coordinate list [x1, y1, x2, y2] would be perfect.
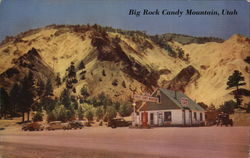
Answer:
[0, 0, 249, 158]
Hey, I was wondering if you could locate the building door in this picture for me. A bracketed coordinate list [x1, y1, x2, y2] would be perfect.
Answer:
[158, 112, 163, 126]
[150, 113, 154, 125]
[141, 112, 148, 126]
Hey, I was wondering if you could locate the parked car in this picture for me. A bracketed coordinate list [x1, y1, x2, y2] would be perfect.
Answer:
[69, 121, 84, 129]
[62, 122, 72, 130]
[46, 121, 64, 130]
[108, 118, 131, 128]
[216, 113, 233, 126]
[22, 122, 44, 131]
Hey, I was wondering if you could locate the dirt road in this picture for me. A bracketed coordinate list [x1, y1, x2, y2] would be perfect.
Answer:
[0, 126, 249, 158]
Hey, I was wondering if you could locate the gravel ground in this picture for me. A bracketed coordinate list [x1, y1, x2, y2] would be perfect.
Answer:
[0, 126, 249, 158]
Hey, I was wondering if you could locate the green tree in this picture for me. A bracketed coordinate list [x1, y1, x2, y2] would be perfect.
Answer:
[119, 103, 133, 117]
[0, 88, 10, 119]
[66, 62, 77, 89]
[95, 106, 104, 121]
[78, 60, 85, 70]
[60, 89, 71, 109]
[82, 103, 94, 122]
[32, 111, 43, 122]
[80, 86, 90, 99]
[37, 80, 45, 97]
[227, 70, 246, 108]
[19, 71, 36, 122]
[78, 105, 85, 120]
[66, 106, 76, 121]
[9, 83, 20, 117]
[44, 79, 54, 97]
[219, 100, 236, 114]
[40, 97, 57, 112]
[105, 106, 117, 121]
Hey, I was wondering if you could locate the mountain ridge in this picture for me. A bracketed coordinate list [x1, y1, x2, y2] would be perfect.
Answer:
[0, 24, 249, 107]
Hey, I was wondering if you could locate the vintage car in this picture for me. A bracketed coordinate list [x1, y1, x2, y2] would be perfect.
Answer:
[46, 121, 64, 130]
[22, 122, 44, 131]
[62, 121, 84, 130]
[108, 118, 131, 128]
[69, 121, 84, 129]
[216, 113, 233, 126]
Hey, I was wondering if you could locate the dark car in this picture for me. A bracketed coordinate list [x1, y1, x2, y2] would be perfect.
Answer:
[22, 122, 44, 131]
[69, 121, 84, 129]
[108, 118, 131, 128]
[216, 113, 233, 126]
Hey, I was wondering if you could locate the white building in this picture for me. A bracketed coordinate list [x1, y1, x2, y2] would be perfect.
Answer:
[138, 88, 206, 126]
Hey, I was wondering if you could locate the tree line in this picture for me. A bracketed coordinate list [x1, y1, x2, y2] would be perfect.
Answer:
[0, 62, 133, 123]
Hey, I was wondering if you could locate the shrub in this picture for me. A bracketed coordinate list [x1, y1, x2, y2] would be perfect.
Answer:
[218, 100, 237, 114]
[80, 86, 90, 98]
[105, 106, 117, 121]
[119, 103, 133, 117]
[78, 61, 85, 70]
[95, 106, 104, 121]
[78, 105, 84, 120]
[82, 103, 94, 122]
[32, 112, 43, 122]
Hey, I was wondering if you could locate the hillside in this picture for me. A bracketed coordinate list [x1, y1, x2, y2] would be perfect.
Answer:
[0, 24, 249, 107]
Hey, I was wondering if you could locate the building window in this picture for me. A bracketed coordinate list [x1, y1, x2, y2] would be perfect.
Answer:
[200, 113, 203, 121]
[194, 112, 197, 120]
[150, 113, 154, 121]
[164, 112, 172, 121]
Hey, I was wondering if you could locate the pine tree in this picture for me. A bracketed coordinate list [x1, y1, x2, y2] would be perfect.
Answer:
[60, 89, 71, 109]
[37, 80, 45, 97]
[44, 79, 53, 97]
[227, 70, 246, 108]
[80, 86, 89, 99]
[9, 83, 20, 117]
[0, 87, 10, 119]
[19, 71, 36, 122]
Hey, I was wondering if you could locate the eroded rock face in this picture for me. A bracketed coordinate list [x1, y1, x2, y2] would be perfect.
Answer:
[166, 65, 200, 92]
[0, 48, 55, 91]
[91, 31, 160, 89]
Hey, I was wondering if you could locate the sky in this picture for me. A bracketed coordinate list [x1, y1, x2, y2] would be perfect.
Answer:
[0, 0, 249, 41]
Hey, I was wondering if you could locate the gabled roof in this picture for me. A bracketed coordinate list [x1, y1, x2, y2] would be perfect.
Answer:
[140, 88, 205, 112]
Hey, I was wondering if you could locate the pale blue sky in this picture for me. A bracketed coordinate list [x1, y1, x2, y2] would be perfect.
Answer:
[0, 0, 249, 41]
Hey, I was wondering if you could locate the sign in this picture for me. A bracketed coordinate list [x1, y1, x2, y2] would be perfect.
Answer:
[180, 97, 189, 107]
[133, 94, 159, 103]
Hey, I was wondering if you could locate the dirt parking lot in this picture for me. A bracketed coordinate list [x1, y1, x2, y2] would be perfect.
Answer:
[0, 126, 249, 158]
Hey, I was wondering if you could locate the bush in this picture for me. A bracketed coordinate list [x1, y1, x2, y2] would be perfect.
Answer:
[47, 105, 75, 122]
[105, 106, 117, 121]
[82, 103, 94, 122]
[96, 106, 104, 121]
[219, 100, 236, 114]
[119, 103, 133, 117]
[78, 105, 84, 120]
[32, 112, 43, 122]
[78, 61, 85, 70]
[81, 86, 90, 98]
